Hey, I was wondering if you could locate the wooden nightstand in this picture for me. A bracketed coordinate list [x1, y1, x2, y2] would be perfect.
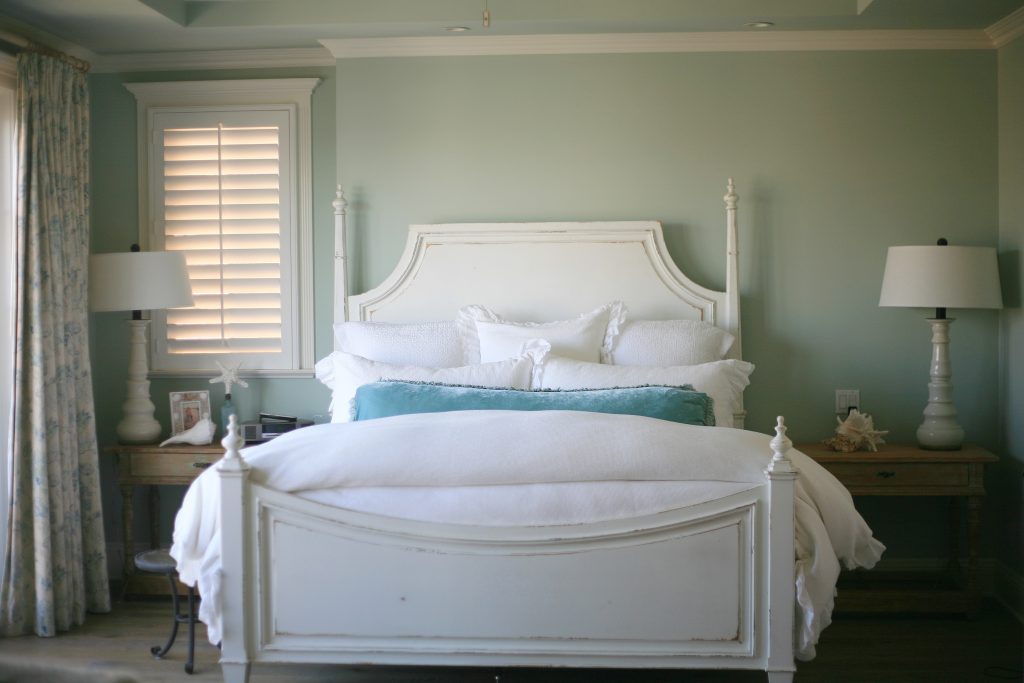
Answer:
[799, 442, 997, 617]
[108, 443, 223, 595]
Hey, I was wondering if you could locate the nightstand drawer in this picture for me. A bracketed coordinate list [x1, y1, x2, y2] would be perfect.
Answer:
[823, 462, 968, 488]
[127, 452, 218, 479]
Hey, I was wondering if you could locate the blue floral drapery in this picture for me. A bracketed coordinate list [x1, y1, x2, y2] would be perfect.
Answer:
[0, 52, 109, 636]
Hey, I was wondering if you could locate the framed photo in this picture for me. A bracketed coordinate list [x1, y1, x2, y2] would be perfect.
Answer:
[169, 390, 211, 435]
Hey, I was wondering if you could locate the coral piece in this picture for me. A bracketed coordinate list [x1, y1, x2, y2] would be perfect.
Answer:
[822, 433, 860, 452]
[832, 409, 889, 452]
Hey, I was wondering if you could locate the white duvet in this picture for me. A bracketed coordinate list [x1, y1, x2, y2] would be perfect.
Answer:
[171, 410, 884, 660]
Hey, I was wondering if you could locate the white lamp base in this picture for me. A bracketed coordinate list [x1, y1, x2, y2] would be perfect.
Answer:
[916, 318, 964, 451]
[116, 319, 162, 444]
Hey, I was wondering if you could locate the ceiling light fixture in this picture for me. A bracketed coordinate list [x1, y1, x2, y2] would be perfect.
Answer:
[445, 26, 471, 32]
[744, 21, 775, 29]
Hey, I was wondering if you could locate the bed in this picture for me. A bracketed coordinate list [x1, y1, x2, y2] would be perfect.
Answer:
[170, 180, 883, 683]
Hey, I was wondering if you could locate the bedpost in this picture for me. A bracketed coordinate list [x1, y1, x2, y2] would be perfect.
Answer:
[765, 417, 797, 683]
[724, 178, 741, 359]
[333, 184, 350, 323]
[724, 179, 746, 428]
[218, 415, 252, 683]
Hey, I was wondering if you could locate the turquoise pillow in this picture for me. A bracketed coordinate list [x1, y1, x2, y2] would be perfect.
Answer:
[352, 381, 715, 426]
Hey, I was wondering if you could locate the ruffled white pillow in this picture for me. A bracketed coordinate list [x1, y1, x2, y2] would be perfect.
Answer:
[315, 342, 549, 423]
[535, 356, 753, 428]
[458, 302, 626, 365]
[609, 320, 735, 366]
[334, 320, 463, 368]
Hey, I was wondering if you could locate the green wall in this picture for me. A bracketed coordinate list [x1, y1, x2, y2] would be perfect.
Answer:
[335, 51, 1001, 561]
[90, 49, 1005, 564]
[998, 35, 1024, 577]
[89, 66, 335, 554]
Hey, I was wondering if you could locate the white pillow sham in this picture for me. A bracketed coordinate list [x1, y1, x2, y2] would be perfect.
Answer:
[334, 320, 463, 368]
[609, 320, 735, 367]
[536, 356, 753, 428]
[314, 343, 548, 423]
[458, 302, 626, 365]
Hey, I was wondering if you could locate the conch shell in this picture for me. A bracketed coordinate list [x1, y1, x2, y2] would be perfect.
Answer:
[825, 409, 888, 452]
[160, 417, 216, 447]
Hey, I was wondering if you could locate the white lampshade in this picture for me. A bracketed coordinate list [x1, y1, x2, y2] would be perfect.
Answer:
[90, 251, 194, 312]
[879, 245, 1003, 310]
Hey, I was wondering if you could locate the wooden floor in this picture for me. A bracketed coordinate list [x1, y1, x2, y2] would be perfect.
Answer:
[0, 599, 1019, 683]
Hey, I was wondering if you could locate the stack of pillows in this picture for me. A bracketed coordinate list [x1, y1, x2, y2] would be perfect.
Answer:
[314, 301, 753, 428]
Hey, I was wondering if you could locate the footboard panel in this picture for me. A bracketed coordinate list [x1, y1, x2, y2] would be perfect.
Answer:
[249, 486, 764, 666]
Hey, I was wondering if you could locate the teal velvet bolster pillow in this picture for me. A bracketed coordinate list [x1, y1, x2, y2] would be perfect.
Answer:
[352, 381, 716, 426]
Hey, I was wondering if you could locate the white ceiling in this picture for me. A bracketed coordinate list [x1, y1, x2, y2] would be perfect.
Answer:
[1, 0, 1022, 57]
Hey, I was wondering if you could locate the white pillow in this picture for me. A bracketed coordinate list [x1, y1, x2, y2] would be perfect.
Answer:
[334, 321, 463, 368]
[536, 356, 753, 428]
[314, 343, 547, 423]
[458, 302, 626, 364]
[609, 320, 735, 367]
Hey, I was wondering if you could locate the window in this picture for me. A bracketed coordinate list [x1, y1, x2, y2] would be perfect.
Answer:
[126, 79, 319, 375]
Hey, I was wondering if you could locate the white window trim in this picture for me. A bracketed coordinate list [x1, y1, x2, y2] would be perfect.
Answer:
[125, 79, 319, 378]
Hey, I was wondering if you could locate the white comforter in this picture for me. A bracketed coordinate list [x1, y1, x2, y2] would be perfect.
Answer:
[171, 410, 884, 660]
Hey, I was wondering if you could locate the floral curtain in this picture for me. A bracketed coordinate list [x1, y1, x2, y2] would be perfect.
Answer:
[0, 52, 109, 636]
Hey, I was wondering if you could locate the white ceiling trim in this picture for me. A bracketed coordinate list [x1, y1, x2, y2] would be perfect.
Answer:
[987, 6, 1024, 48]
[92, 47, 334, 73]
[321, 29, 994, 59]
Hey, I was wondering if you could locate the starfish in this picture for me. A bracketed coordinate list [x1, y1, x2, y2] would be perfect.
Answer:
[209, 361, 249, 396]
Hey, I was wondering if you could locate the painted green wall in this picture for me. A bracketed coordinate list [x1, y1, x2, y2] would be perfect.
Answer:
[89, 67, 335, 555]
[89, 49, 1005, 566]
[336, 51, 1000, 559]
[998, 35, 1024, 576]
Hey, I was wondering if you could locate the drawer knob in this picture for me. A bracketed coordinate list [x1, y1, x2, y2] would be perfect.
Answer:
[191, 461, 212, 470]
[876, 471, 896, 479]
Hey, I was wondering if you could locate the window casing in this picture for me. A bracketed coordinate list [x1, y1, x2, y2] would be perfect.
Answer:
[127, 79, 318, 376]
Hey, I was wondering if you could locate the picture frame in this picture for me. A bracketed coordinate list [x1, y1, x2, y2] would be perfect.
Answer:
[169, 390, 211, 435]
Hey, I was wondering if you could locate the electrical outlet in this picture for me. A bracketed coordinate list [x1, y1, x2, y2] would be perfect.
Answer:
[835, 389, 860, 414]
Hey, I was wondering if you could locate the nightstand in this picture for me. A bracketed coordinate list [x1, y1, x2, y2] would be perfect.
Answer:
[108, 443, 223, 596]
[799, 442, 997, 617]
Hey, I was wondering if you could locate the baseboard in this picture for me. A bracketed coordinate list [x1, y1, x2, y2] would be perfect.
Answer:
[864, 557, 1023, 622]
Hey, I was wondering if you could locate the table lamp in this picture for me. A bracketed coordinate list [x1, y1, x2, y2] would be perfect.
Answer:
[90, 245, 194, 444]
[879, 239, 1002, 450]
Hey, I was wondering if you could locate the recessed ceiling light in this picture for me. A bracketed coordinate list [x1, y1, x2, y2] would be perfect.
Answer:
[744, 21, 775, 29]
[445, 26, 471, 32]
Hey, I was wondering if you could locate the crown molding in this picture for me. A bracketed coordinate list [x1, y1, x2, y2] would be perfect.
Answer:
[987, 5, 1024, 49]
[321, 29, 993, 58]
[92, 47, 334, 73]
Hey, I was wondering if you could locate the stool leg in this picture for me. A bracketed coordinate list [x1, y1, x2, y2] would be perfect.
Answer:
[150, 572, 181, 659]
[185, 586, 196, 674]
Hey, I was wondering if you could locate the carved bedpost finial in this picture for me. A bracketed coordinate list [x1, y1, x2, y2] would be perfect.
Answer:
[219, 414, 247, 470]
[724, 178, 738, 210]
[333, 185, 348, 215]
[768, 416, 796, 474]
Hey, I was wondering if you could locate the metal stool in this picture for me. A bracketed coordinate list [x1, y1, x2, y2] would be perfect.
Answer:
[133, 549, 197, 675]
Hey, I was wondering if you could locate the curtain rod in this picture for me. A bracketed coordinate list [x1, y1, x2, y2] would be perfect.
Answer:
[0, 29, 90, 73]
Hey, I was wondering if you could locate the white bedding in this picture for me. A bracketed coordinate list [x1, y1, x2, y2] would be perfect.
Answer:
[171, 411, 884, 661]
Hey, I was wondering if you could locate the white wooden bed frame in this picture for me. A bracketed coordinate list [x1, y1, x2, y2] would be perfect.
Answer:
[214, 180, 799, 682]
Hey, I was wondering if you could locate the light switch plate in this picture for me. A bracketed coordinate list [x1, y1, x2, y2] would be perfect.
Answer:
[835, 389, 860, 414]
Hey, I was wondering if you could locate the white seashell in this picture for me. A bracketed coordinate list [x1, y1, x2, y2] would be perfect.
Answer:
[835, 409, 889, 452]
[160, 418, 216, 447]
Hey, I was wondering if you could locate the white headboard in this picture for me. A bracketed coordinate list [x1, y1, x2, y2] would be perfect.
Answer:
[332, 180, 742, 360]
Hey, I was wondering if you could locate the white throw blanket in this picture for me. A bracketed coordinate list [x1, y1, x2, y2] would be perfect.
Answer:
[171, 410, 884, 660]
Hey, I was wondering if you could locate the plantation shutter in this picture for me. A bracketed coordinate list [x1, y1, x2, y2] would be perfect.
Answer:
[150, 108, 297, 371]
